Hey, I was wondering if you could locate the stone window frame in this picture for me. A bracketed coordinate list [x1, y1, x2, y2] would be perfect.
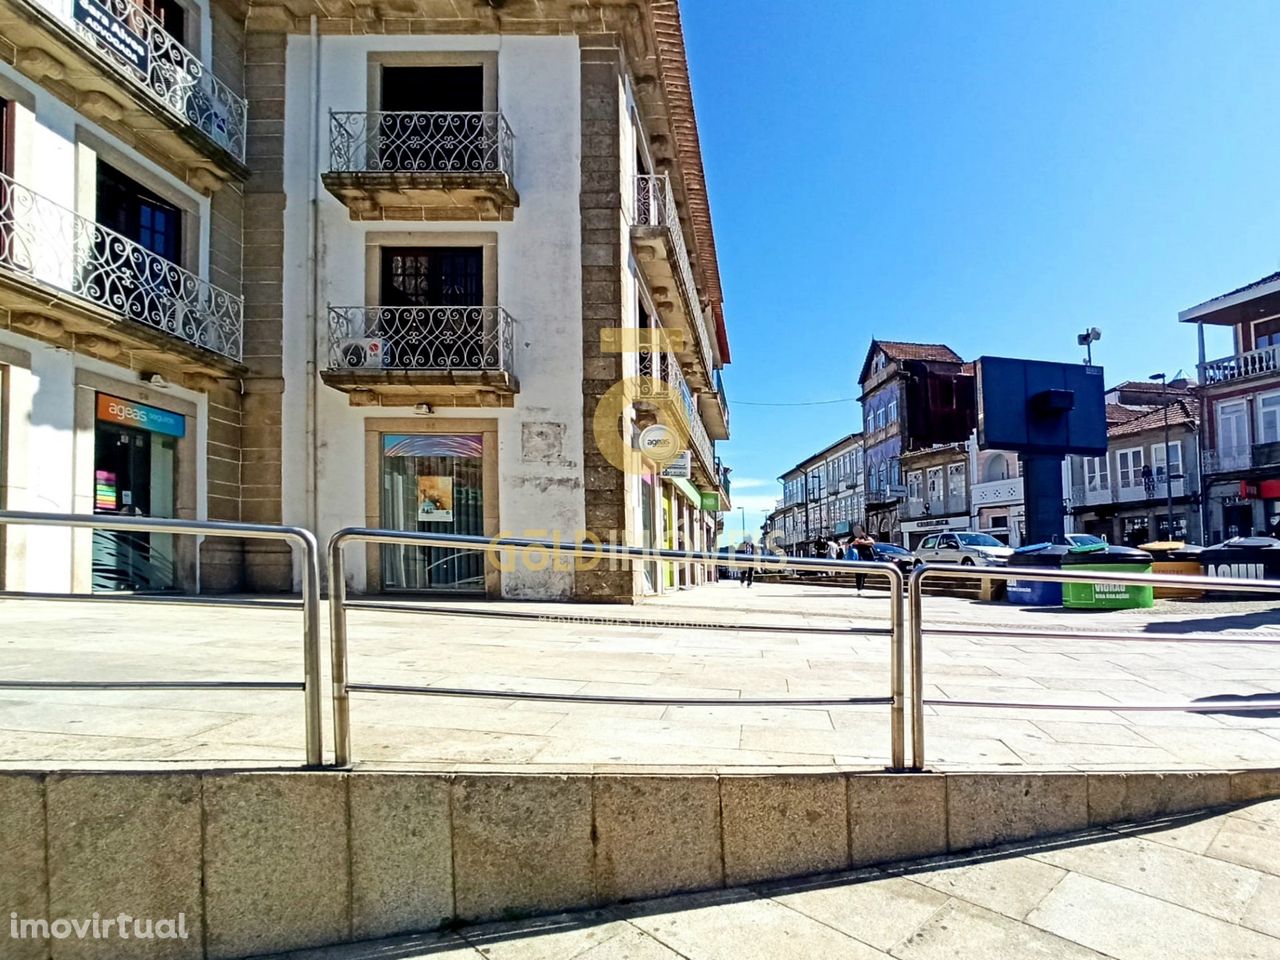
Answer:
[366, 51, 499, 114]
[363, 230, 499, 308]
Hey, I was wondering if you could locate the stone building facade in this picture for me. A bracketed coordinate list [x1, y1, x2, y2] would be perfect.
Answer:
[0, 0, 731, 601]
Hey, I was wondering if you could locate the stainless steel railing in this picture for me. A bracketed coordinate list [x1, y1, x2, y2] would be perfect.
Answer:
[0, 511, 323, 766]
[907, 563, 1280, 770]
[327, 530, 907, 769]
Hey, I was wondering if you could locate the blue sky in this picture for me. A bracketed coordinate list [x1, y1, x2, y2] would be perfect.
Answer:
[682, 1, 1280, 542]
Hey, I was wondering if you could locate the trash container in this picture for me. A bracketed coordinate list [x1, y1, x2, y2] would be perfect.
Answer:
[1139, 541, 1205, 599]
[1062, 544, 1154, 609]
[1005, 543, 1066, 606]
[1199, 537, 1280, 589]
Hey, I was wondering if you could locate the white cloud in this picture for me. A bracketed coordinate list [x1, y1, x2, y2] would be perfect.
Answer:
[727, 477, 772, 490]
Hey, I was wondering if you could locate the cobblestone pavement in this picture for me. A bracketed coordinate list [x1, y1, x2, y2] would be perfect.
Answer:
[0, 580, 1277, 770]
[260, 798, 1280, 960]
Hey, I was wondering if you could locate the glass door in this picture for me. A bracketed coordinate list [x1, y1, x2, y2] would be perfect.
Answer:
[380, 434, 485, 593]
[92, 422, 177, 591]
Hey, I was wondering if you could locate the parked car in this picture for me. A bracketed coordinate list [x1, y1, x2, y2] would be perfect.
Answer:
[914, 531, 1014, 567]
[871, 541, 916, 576]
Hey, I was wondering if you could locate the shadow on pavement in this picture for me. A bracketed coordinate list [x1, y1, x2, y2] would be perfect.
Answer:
[1191, 692, 1280, 719]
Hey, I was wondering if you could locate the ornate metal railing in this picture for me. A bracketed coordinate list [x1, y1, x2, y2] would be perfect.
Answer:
[326, 305, 515, 374]
[328, 111, 515, 176]
[44, 0, 247, 160]
[637, 349, 714, 472]
[1200, 344, 1280, 385]
[0, 173, 243, 360]
[633, 174, 714, 378]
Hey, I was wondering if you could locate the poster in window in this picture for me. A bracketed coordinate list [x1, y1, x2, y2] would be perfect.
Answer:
[417, 475, 454, 523]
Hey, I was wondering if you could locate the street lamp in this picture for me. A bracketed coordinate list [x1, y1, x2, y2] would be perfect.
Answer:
[1150, 372, 1176, 540]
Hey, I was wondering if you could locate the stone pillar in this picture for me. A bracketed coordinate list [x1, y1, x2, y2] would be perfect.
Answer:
[575, 37, 639, 603]
[237, 30, 292, 592]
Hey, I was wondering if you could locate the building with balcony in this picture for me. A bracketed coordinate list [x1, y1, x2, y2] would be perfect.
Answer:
[1181, 272, 1280, 541]
[767, 433, 863, 556]
[0, 0, 733, 603]
[281, 1, 731, 601]
[1067, 399, 1202, 545]
[899, 442, 968, 549]
[0, 0, 249, 594]
[857, 340, 971, 545]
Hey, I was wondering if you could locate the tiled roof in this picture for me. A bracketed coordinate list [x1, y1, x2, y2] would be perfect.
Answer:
[1109, 379, 1194, 395]
[1187, 271, 1280, 311]
[1108, 400, 1199, 438]
[876, 341, 963, 363]
[1106, 404, 1146, 424]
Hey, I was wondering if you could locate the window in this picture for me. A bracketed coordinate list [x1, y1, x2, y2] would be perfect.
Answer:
[907, 471, 923, 501]
[1259, 392, 1280, 445]
[1084, 456, 1109, 492]
[947, 462, 965, 498]
[1255, 316, 1280, 350]
[920, 535, 938, 550]
[886, 398, 898, 427]
[1117, 448, 1144, 488]
[1218, 400, 1249, 454]
[926, 467, 943, 502]
[1151, 441, 1182, 483]
[877, 461, 889, 495]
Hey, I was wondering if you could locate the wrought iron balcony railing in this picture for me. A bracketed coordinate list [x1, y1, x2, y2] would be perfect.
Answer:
[328, 111, 515, 176]
[0, 173, 243, 360]
[326, 305, 515, 374]
[39, 0, 247, 160]
[637, 349, 715, 472]
[1200, 344, 1280, 385]
[633, 174, 714, 378]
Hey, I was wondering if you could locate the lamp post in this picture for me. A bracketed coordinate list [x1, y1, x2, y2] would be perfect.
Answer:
[1150, 372, 1175, 540]
[740, 505, 747, 545]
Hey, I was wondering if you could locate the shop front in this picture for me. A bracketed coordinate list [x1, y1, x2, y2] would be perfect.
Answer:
[91, 393, 185, 592]
[376, 431, 488, 594]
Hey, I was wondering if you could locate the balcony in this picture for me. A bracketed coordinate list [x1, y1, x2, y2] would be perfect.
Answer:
[1200, 344, 1280, 386]
[631, 174, 714, 387]
[323, 111, 517, 221]
[1070, 483, 1113, 508]
[637, 349, 715, 478]
[901, 496, 967, 521]
[321, 305, 518, 407]
[698, 369, 730, 440]
[1204, 444, 1280, 475]
[1, 0, 247, 184]
[971, 477, 1022, 507]
[0, 173, 243, 374]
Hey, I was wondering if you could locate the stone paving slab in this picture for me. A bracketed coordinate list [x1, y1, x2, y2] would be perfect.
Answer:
[252, 800, 1280, 960]
[0, 581, 1277, 769]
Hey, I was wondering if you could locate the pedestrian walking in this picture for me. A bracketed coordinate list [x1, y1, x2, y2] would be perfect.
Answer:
[851, 528, 876, 596]
[738, 540, 756, 588]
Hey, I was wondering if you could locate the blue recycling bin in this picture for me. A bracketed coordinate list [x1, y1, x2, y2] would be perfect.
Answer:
[1005, 543, 1065, 606]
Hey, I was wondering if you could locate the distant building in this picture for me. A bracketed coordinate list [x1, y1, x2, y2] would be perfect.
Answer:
[765, 433, 864, 556]
[1067, 399, 1202, 544]
[857, 341, 972, 545]
[1181, 273, 1280, 541]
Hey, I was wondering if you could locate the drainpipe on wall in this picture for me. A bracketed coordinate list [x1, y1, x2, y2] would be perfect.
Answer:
[305, 16, 321, 548]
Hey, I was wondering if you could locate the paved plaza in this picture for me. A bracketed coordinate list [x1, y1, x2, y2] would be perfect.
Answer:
[0, 580, 1277, 770]
[262, 798, 1280, 960]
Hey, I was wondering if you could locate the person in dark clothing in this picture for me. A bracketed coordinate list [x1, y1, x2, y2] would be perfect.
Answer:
[738, 541, 756, 587]
[851, 529, 876, 596]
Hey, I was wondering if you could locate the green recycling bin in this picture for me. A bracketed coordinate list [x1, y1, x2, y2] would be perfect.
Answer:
[1061, 543, 1154, 609]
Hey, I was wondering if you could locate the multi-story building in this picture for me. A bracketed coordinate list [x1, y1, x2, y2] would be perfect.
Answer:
[766, 433, 863, 556]
[968, 442, 1025, 545]
[1179, 273, 1280, 541]
[857, 340, 971, 545]
[899, 442, 968, 549]
[1067, 399, 1202, 544]
[0, 0, 732, 602]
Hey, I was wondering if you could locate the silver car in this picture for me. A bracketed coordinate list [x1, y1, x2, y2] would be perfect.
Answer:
[914, 531, 1014, 567]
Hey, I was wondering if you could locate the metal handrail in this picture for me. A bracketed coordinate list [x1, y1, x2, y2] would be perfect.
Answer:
[328, 110, 515, 177]
[907, 563, 1280, 771]
[0, 510, 323, 766]
[326, 305, 516, 374]
[0, 172, 244, 360]
[327, 529, 907, 769]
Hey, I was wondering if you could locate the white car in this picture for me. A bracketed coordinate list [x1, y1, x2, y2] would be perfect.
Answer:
[914, 531, 1014, 567]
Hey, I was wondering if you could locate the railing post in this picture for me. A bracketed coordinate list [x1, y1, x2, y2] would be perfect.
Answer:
[329, 534, 352, 767]
[909, 565, 927, 771]
[889, 565, 906, 770]
[296, 529, 324, 768]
